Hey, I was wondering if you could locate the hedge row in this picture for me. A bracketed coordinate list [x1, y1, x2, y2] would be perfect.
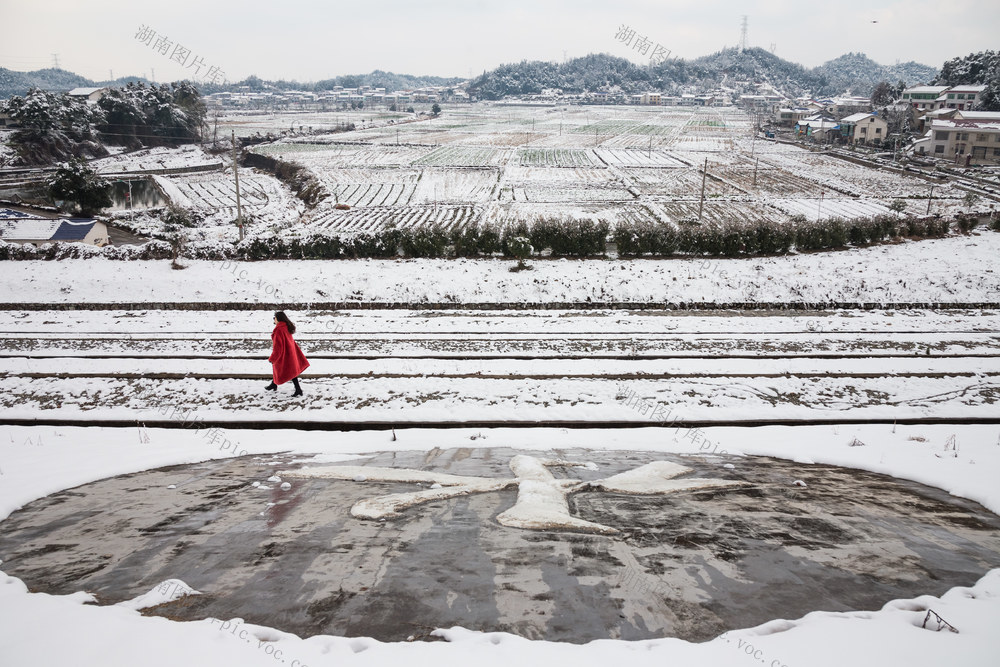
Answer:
[0, 239, 174, 260]
[0, 214, 986, 261]
[237, 219, 610, 260]
[615, 215, 951, 257]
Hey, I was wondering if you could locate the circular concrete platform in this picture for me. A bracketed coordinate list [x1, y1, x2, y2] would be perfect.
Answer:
[1, 447, 998, 643]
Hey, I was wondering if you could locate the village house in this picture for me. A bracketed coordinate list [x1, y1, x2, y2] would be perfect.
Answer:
[901, 85, 950, 110]
[67, 87, 108, 104]
[915, 107, 959, 134]
[774, 107, 812, 127]
[839, 112, 888, 145]
[0, 210, 111, 247]
[939, 85, 986, 111]
[920, 115, 1000, 165]
[739, 94, 784, 115]
[795, 115, 840, 142]
[825, 97, 873, 118]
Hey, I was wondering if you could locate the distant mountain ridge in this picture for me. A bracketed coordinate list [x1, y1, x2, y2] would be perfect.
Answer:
[2, 50, 940, 101]
[811, 53, 938, 96]
[468, 49, 939, 100]
[0, 67, 463, 100]
[0, 68, 149, 100]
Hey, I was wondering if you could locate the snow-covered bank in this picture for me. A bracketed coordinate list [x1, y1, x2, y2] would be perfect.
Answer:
[1, 567, 998, 667]
[1, 423, 999, 667]
[2, 231, 999, 305]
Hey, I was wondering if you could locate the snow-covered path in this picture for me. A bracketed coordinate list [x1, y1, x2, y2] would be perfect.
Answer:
[2, 309, 997, 425]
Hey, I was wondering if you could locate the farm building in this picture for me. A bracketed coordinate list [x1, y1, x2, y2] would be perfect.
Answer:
[0, 209, 110, 246]
[795, 117, 840, 142]
[67, 87, 108, 104]
[839, 113, 888, 145]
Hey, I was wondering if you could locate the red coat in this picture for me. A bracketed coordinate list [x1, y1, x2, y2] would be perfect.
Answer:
[269, 322, 310, 385]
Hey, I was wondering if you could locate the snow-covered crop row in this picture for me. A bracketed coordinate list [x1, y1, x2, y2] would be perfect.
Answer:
[309, 204, 482, 234]
[771, 197, 899, 222]
[596, 148, 689, 168]
[414, 145, 510, 167]
[518, 148, 598, 167]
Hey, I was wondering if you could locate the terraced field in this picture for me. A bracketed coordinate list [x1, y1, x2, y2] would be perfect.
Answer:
[191, 104, 984, 240]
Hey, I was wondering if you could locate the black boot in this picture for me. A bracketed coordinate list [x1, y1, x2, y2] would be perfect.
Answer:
[265, 382, 277, 391]
[292, 378, 303, 397]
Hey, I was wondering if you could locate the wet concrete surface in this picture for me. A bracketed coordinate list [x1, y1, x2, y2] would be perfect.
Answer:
[1, 448, 998, 643]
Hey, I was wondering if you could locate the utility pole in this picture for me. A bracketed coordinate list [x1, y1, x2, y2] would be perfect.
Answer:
[232, 130, 244, 242]
[648, 136, 652, 158]
[926, 184, 934, 214]
[753, 157, 759, 187]
[698, 157, 708, 221]
[818, 190, 824, 219]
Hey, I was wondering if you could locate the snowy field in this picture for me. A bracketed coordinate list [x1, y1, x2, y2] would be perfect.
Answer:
[186, 104, 980, 239]
[3, 230, 998, 305]
[90, 144, 222, 174]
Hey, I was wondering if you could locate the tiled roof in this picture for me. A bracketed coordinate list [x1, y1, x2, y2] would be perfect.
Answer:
[51, 220, 98, 241]
[0, 220, 64, 240]
[840, 112, 878, 123]
[0, 208, 48, 221]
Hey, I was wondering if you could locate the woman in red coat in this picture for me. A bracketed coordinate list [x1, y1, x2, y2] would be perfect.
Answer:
[266, 311, 310, 396]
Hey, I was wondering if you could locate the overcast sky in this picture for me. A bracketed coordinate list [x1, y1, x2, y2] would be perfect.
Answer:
[3, 0, 998, 84]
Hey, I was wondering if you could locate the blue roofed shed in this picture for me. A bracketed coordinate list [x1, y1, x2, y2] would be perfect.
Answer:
[0, 210, 110, 246]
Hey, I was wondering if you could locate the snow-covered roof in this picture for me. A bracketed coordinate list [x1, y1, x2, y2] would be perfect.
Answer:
[0, 208, 48, 221]
[924, 109, 958, 118]
[0, 218, 98, 241]
[840, 112, 879, 124]
[0, 219, 64, 240]
[948, 84, 986, 93]
[797, 119, 839, 129]
[955, 110, 1000, 121]
[905, 86, 949, 94]
[51, 220, 99, 241]
[67, 87, 106, 97]
[931, 119, 1000, 131]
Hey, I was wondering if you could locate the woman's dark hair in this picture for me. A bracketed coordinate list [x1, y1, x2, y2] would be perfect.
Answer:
[274, 311, 296, 335]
